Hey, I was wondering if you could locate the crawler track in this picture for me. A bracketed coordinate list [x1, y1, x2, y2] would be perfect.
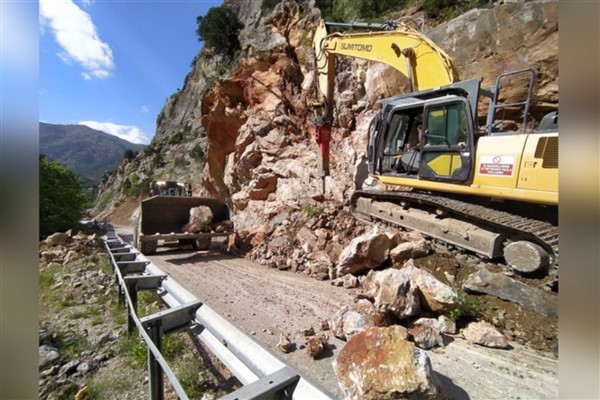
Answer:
[351, 189, 559, 286]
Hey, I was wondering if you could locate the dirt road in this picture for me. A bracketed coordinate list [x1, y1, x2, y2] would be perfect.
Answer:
[115, 227, 557, 399]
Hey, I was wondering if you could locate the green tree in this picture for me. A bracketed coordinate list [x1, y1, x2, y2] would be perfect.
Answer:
[196, 5, 244, 60]
[39, 155, 86, 239]
[123, 149, 136, 162]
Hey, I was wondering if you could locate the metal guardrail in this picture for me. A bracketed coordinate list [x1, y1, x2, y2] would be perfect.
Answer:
[103, 225, 337, 400]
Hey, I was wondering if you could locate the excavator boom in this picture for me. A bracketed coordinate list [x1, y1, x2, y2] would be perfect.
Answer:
[312, 19, 459, 178]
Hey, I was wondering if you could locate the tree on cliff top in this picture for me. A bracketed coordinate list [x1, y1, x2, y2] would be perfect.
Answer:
[196, 5, 244, 60]
[39, 155, 86, 238]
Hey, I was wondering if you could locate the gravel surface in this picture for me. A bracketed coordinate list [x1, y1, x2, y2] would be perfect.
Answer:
[115, 226, 558, 400]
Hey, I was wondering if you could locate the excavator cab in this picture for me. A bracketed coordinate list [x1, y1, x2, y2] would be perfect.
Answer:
[371, 92, 475, 183]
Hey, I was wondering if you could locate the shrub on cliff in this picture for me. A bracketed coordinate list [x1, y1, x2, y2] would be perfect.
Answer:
[196, 5, 244, 60]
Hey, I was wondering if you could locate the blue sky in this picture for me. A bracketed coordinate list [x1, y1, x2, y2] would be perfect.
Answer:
[39, 0, 223, 144]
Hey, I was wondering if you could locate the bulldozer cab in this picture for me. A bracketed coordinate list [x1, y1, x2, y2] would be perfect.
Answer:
[148, 181, 191, 197]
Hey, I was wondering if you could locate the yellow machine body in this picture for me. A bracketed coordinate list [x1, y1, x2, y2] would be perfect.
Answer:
[377, 132, 558, 206]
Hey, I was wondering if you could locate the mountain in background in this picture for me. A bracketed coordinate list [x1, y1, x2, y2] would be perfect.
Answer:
[39, 122, 146, 182]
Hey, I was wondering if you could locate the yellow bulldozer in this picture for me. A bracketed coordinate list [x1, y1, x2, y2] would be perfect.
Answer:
[133, 181, 234, 255]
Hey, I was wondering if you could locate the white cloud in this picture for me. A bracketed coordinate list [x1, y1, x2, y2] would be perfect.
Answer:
[39, 0, 114, 79]
[79, 121, 150, 144]
[141, 106, 150, 113]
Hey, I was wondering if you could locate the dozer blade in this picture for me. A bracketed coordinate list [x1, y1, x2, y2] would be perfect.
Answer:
[140, 196, 230, 235]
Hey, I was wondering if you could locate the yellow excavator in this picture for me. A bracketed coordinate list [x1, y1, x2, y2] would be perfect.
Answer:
[313, 19, 558, 289]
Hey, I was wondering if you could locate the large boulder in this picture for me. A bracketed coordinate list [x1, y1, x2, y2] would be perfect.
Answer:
[402, 261, 457, 313]
[362, 269, 421, 319]
[333, 326, 448, 400]
[182, 206, 213, 233]
[46, 232, 70, 247]
[463, 268, 558, 318]
[330, 299, 390, 341]
[336, 227, 393, 276]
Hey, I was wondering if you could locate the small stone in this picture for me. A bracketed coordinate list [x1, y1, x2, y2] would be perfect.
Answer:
[307, 334, 329, 359]
[39, 345, 60, 368]
[59, 359, 80, 376]
[276, 332, 293, 353]
[319, 319, 330, 331]
[462, 321, 509, 349]
[301, 327, 315, 337]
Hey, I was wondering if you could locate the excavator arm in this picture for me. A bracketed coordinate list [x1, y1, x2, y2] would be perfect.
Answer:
[312, 19, 459, 181]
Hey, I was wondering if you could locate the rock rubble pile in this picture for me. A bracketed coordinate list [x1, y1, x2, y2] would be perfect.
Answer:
[38, 230, 139, 399]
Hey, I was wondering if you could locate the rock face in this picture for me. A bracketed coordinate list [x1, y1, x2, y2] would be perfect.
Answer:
[333, 326, 448, 400]
[427, 1, 558, 118]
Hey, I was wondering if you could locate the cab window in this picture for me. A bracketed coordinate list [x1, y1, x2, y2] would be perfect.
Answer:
[424, 102, 469, 147]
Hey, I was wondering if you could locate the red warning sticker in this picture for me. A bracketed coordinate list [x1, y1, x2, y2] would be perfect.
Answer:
[479, 155, 515, 176]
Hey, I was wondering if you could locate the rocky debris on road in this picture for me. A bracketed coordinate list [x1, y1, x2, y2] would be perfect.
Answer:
[461, 321, 510, 349]
[463, 268, 558, 318]
[245, 205, 367, 277]
[330, 273, 359, 288]
[336, 226, 393, 277]
[333, 326, 448, 400]
[330, 299, 391, 341]
[40, 230, 105, 266]
[242, 202, 557, 353]
[408, 321, 445, 350]
[305, 334, 330, 359]
[276, 331, 293, 353]
[360, 267, 422, 319]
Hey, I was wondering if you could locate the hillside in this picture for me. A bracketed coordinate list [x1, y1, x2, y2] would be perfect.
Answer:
[39, 122, 146, 181]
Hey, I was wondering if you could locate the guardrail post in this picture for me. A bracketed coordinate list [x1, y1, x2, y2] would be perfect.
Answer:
[140, 301, 203, 400]
[124, 275, 168, 333]
[116, 261, 150, 304]
[147, 323, 164, 400]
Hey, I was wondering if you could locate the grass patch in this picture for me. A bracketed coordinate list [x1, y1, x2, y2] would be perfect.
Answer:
[39, 263, 62, 289]
[118, 334, 148, 367]
[99, 257, 112, 275]
[302, 204, 325, 218]
[175, 355, 212, 398]
[110, 301, 127, 325]
[85, 378, 111, 400]
[448, 290, 482, 322]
